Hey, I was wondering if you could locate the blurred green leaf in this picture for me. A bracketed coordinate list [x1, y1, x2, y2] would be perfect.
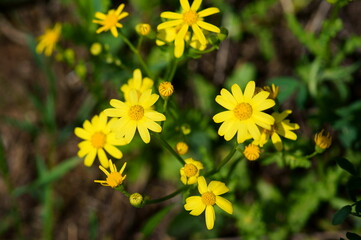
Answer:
[268, 76, 300, 104]
[141, 205, 173, 238]
[332, 205, 352, 225]
[336, 157, 357, 176]
[346, 232, 361, 240]
[226, 63, 256, 89]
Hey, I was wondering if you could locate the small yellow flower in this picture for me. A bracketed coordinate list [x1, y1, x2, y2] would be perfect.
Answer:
[121, 69, 154, 101]
[158, 81, 174, 97]
[213, 81, 275, 143]
[184, 176, 233, 230]
[104, 89, 166, 144]
[175, 141, 189, 155]
[157, 0, 220, 58]
[74, 112, 126, 168]
[36, 23, 61, 56]
[254, 110, 300, 151]
[90, 42, 102, 55]
[94, 159, 127, 188]
[314, 129, 332, 151]
[93, 4, 129, 37]
[136, 23, 151, 36]
[180, 158, 203, 184]
[243, 144, 260, 161]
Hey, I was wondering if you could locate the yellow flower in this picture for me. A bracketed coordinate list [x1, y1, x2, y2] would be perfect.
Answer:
[180, 158, 203, 184]
[243, 144, 260, 161]
[36, 23, 61, 56]
[74, 112, 126, 168]
[93, 4, 129, 37]
[158, 81, 174, 97]
[213, 81, 275, 143]
[262, 84, 279, 100]
[136, 23, 151, 36]
[157, 0, 220, 58]
[175, 141, 189, 155]
[94, 159, 127, 188]
[90, 42, 102, 55]
[184, 176, 233, 230]
[104, 89, 166, 144]
[121, 69, 154, 101]
[254, 110, 300, 151]
[314, 129, 332, 151]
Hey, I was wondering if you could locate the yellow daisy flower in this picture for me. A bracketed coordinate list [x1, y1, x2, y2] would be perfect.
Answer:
[36, 23, 61, 56]
[93, 4, 129, 37]
[184, 176, 233, 230]
[157, 0, 220, 58]
[254, 110, 300, 151]
[104, 89, 166, 144]
[94, 159, 127, 188]
[213, 81, 275, 143]
[121, 69, 154, 101]
[74, 112, 126, 168]
[180, 158, 203, 185]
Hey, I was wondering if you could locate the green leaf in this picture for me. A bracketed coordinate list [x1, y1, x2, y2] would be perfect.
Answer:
[141, 205, 173, 238]
[226, 63, 256, 90]
[347, 177, 361, 202]
[332, 205, 352, 225]
[336, 157, 357, 176]
[267, 76, 300, 104]
[346, 232, 361, 240]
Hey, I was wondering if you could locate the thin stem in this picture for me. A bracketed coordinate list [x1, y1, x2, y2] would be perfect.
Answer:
[119, 32, 153, 79]
[166, 57, 179, 83]
[225, 157, 243, 182]
[145, 186, 189, 204]
[206, 141, 239, 177]
[153, 133, 185, 165]
[306, 151, 318, 159]
[115, 185, 131, 197]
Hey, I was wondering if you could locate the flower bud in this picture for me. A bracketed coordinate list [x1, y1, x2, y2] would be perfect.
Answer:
[90, 42, 102, 56]
[129, 193, 144, 208]
[314, 129, 332, 153]
[135, 23, 151, 36]
[243, 144, 260, 161]
[176, 142, 189, 155]
[158, 81, 174, 97]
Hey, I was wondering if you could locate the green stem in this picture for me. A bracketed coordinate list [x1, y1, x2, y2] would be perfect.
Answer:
[115, 185, 131, 197]
[206, 142, 239, 177]
[119, 32, 153, 79]
[306, 151, 318, 159]
[166, 57, 179, 83]
[160, 98, 169, 128]
[153, 133, 185, 165]
[225, 157, 243, 182]
[145, 186, 189, 204]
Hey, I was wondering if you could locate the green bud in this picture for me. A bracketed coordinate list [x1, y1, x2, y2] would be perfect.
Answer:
[90, 42, 102, 56]
[129, 193, 144, 208]
[218, 27, 229, 42]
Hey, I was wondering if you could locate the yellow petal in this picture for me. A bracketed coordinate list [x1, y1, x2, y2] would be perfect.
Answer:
[246, 121, 260, 140]
[157, 20, 183, 30]
[190, 0, 202, 11]
[208, 181, 229, 195]
[198, 7, 220, 17]
[216, 196, 233, 214]
[213, 111, 233, 123]
[191, 24, 207, 45]
[104, 144, 123, 159]
[84, 148, 97, 167]
[137, 124, 151, 143]
[197, 21, 220, 33]
[271, 133, 283, 151]
[244, 81, 255, 101]
[197, 176, 208, 194]
[160, 11, 182, 19]
[74, 127, 91, 140]
[184, 196, 205, 216]
[180, 0, 191, 11]
[205, 205, 215, 230]
[144, 111, 166, 121]
[143, 120, 162, 132]
[97, 148, 109, 168]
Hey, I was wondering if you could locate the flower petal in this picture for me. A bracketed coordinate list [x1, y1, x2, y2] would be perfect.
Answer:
[271, 132, 283, 151]
[180, 0, 191, 11]
[197, 176, 208, 194]
[244, 81, 255, 101]
[137, 124, 151, 143]
[97, 148, 109, 168]
[191, 0, 202, 11]
[216, 196, 233, 214]
[198, 7, 220, 17]
[157, 20, 183, 30]
[84, 148, 97, 167]
[184, 196, 206, 216]
[160, 11, 182, 19]
[74, 127, 91, 140]
[208, 181, 229, 195]
[197, 21, 220, 33]
[104, 144, 123, 159]
[213, 111, 233, 123]
[191, 24, 207, 45]
[205, 205, 215, 230]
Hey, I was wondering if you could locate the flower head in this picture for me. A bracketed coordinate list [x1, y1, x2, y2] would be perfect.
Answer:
[74, 112, 126, 168]
[213, 81, 275, 143]
[243, 144, 260, 161]
[94, 159, 127, 188]
[104, 89, 166, 144]
[136, 23, 151, 36]
[121, 69, 154, 101]
[180, 158, 203, 184]
[93, 4, 129, 37]
[314, 129, 332, 152]
[157, 0, 220, 58]
[184, 176, 233, 230]
[158, 81, 174, 97]
[36, 23, 61, 56]
[175, 141, 189, 155]
[254, 110, 300, 151]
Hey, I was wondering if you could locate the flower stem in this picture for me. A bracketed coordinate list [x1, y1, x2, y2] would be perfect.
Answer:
[206, 141, 239, 177]
[145, 186, 189, 205]
[115, 185, 131, 197]
[166, 57, 179, 83]
[306, 151, 318, 159]
[153, 133, 185, 165]
[119, 32, 153, 79]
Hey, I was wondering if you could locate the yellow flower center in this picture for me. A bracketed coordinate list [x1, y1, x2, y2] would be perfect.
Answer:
[106, 172, 123, 188]
[201, 192, 216, 206]
[183, 10, 198, 25]
[234, 103, 253, 120]
[104, 10, 119, 29]
[128, 105, 144, 121]
[91, 132, 106, 149]
[45, 31, 59, 44]
[184, 163, 198, 177]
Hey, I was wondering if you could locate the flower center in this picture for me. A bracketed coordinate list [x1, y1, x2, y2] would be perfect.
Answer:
[183, 10, 198, 25]
[104, 10, 119, 29]
[106, 172, 123, 188]
[234, 103, 253, 120]
[201, 192, 216, 206]
[128, 105, 144, 121]
[91, 132, 106, 149]
[184, 163, 198, 177]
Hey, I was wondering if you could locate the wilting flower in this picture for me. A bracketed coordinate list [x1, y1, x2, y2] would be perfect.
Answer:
[157, 0, 220, 57]
[180, 158, 203, 184]
[93, 4, 129, 37]
[213, 81, 275, 143]
[104, 89, 166, 144]
[184, 176, 233, 230]
[36, 23, 61, 56]
[121, 69, 154, 101]
[94, 159, 127, 188]
[74, 112, 126, 168]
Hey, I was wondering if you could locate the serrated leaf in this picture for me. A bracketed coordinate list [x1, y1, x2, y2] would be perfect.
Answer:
[336, 157, 357, 175]
[332, 205, 352, 225]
